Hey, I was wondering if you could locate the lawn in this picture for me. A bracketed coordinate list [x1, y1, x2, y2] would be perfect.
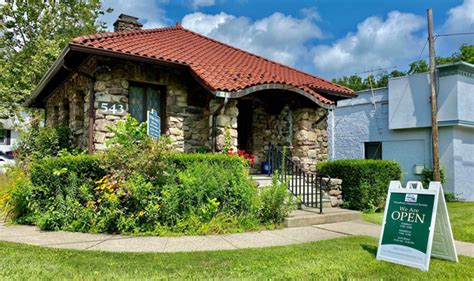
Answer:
[362, 201, 474, 243]
[0, 236, 472, 280]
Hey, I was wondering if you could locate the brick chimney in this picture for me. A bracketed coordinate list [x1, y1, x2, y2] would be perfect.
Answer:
[113, 14, 143, 32]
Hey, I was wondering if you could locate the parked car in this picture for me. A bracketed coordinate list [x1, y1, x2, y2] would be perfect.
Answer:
[0, 151, 15, 173]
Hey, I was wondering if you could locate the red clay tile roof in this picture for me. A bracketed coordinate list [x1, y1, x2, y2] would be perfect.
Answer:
[71, 25, 354, 105]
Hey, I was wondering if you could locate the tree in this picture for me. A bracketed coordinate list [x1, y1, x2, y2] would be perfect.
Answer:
[408, 60, 429, 74]
[0, 0, 111, 117]
[332, 75, 365, 91]
[459, 44, 474, 64]
[332, 44, 473, 91]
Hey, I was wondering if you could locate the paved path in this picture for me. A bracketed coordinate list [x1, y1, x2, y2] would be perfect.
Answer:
[0, 220, 472, 256]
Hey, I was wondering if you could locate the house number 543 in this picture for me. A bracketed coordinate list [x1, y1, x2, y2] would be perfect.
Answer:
[99, 102, 126, 115]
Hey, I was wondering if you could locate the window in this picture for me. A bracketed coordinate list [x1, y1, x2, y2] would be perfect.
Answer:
[0, 129, 11, 145]
[129, 83, 165, 127]
[365, 142, 382, 160]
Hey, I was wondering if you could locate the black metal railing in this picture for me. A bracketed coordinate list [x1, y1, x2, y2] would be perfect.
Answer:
[267, 143, 327, 213]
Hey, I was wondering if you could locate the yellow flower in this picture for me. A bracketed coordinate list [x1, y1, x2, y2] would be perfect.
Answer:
[86, 200, 95, 208]
[138, 211, 145, 217]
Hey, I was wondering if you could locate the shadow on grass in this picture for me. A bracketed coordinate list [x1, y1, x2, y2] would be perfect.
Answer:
[361, 244, 377, 257]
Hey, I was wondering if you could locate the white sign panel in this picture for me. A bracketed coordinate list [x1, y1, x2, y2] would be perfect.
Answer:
[376, 181, 458, 271]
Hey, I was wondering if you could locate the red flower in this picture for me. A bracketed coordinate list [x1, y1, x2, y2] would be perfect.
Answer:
[238, 149, 245, 156]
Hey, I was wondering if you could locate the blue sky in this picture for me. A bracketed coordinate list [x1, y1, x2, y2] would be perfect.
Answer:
[100, 0, 474, 79]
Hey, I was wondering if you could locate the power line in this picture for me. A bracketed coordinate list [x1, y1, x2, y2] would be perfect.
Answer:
[435, 32, 474, 37]
[354, 65, 397, 76]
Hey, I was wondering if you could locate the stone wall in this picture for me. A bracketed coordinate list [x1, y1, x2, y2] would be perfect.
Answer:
[92, 58, 211, 152]
[322, 177, 343, 207]
[45, 59, 95, 148]
[44, 56, 212, 152]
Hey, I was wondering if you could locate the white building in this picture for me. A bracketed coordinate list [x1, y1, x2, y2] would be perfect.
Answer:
[329, 62, 474, 201]
[0, 117, 22, 171]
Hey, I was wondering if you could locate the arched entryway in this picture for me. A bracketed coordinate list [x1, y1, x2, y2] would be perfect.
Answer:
[233, 86, 331, 172]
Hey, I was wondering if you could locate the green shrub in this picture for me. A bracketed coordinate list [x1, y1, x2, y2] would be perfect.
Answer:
[317, 159, 402, 211]
[160, 156, 259, 229]
[106, 115, 150, 148]
[444, 192, 462, 202]
[6, 116, 290, 235]
[99, 115, 173, 186]
[16, 122, 78, 168]
[30, 154, 106, 198]
[0, 168, 35, 223]
[421, 167, 446, 187]
[259, 172, 297, 224]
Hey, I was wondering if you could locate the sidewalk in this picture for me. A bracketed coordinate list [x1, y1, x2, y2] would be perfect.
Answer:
[0, 219, 472, 256]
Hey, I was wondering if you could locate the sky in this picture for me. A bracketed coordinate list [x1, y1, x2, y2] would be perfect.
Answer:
[99, 0, 474, 79]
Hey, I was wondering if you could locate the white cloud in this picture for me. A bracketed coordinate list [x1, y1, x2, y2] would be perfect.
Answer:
[438, 0, 474, 53]
[191, 0, 215, 9]
[444, 0, 474, 33]
[101, 0, 171, 30]
[182, 11, 323, 66]
[312, 11, 425, 77]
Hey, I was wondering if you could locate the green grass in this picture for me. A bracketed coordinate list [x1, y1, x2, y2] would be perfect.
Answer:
[0, 236, 472, 280]
[362, 202, 474, 243]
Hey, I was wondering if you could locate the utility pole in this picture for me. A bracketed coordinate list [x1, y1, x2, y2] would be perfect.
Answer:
[427, 8, 441, 181]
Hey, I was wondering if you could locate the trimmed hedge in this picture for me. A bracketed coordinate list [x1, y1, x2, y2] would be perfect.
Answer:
[168, 153, 247, 170]
[316, 159, 402, 211]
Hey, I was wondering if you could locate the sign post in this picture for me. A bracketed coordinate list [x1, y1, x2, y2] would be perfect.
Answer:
[376, 181, 458, 271]
[147, 109, 161, 140]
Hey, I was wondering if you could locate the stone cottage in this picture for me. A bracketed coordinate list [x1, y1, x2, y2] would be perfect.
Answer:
[26, 14, 355, 172]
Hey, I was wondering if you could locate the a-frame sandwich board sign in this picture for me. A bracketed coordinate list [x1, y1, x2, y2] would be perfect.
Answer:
[376, 181, 458, 271]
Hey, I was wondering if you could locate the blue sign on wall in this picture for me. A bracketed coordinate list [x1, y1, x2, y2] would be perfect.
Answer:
[147, 109, 161, 140]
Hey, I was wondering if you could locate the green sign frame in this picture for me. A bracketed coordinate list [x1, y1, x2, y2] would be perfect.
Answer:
[376, 181, 458, 271]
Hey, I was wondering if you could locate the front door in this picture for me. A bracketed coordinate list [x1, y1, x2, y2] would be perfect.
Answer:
[237, 100, 252, 151]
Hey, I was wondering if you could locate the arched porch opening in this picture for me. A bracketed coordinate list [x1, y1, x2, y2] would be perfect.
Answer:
[232, 86, 332, 172]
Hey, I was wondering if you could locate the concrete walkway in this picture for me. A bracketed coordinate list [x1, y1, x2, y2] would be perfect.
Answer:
[0, 220, 472, 256]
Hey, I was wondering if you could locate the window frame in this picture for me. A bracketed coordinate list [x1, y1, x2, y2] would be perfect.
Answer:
[128, 82, 167, 133]
[364, 141, 382, 160]
[0, 129, 11, 145]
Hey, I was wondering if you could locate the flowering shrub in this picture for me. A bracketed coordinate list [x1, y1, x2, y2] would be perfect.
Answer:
[227, 148, 255, 167]
[2, 116, 292, 235]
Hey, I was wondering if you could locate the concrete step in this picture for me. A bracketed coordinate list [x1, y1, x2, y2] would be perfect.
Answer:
[284, 207, 361, 228]
[250, 175, 274, 187]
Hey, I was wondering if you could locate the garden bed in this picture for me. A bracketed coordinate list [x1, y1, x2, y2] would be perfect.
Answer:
[0, 117, 295, 236]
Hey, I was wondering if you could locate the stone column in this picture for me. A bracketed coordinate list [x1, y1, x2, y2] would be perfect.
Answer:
[291, 107, 328, 172]
[92, 72, 129, 151]
[166, 84, 188, 152]
[209, 99, 238, 152]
